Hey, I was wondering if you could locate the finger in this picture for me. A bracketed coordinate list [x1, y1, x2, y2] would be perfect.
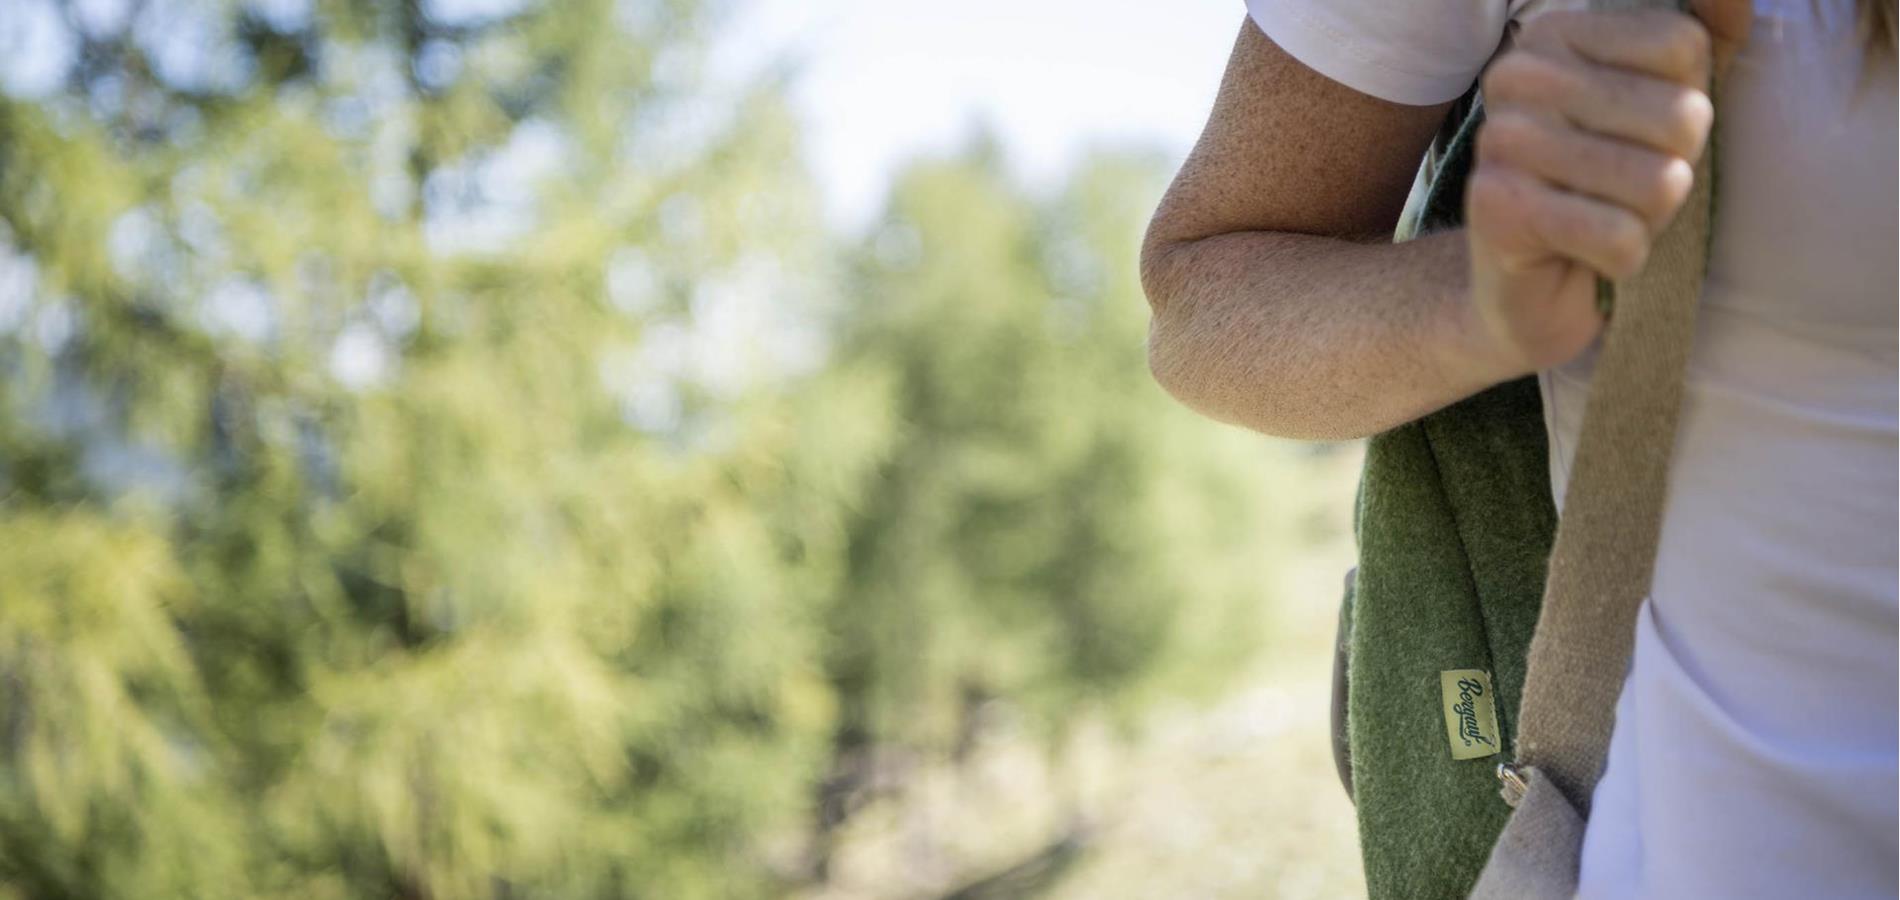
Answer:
[1483, 51, 1715, 159]
[1476, 110, 1696, 233]
[1518, 9, 1714, 86]
[1688, 0, 1753, 77]
[1468, 163, 1653, 280]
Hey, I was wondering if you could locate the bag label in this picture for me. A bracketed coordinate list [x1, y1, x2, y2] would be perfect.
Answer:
[1439, 669, 1501, 761]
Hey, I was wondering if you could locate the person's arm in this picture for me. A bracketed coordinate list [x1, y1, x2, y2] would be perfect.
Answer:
[1143, 9, 1741, 441]
[1141, 23, 1491, 440]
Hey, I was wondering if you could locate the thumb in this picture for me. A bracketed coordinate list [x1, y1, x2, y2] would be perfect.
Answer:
[1689, 0, 1753, 78]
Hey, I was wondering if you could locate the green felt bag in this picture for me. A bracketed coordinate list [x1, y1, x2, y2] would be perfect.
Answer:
[1339, 24, 1715, 885]
[1331, 90, 1562, 900]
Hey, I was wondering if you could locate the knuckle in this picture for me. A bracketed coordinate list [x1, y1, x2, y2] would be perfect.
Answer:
[1616, 151, 1685, 225]
[1550, 202, 1592, 245]
[1604, 217, 1651, 276]
[1517, 14, 1554, 46]
[1484, 52, 1574, 107]
[1517, 12, 1552, 42]
[1481, 53, 1527, 100]
[1475, 123, 1506, 163]
[1476, 112, 1537, 162]
[1467, 167, 1532, 233]
[1522, 10, 1582, 43]
[1466, 168, 1514, 221]
[1665, 87, 1716, 154]
[1671, 18, 1713, 74]
[1634, 11, 1711, 76]
[1644, 156, 1695, 222]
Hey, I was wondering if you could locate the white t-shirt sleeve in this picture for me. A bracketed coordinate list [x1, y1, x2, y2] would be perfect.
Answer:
[1244, 0, 1525, 106]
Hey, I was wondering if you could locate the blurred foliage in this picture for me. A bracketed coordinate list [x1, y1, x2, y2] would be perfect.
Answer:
[0, 0, 1307, 897]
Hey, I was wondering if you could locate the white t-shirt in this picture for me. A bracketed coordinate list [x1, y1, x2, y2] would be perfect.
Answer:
[1243, 0, 1900, 895]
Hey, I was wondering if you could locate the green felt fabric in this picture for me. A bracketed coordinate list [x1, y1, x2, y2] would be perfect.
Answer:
[1344, 95, 1560, 899]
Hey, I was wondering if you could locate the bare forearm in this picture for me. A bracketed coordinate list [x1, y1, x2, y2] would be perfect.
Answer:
[1143, 228, 1514, 441]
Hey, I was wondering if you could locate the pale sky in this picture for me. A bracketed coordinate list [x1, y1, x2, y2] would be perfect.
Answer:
[0, 0, 1249, 230]
[725, 0, 1248, 228]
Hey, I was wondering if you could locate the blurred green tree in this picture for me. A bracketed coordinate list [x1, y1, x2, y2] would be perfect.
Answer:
[0, 1, 1302, 898]
[0, 1, 861, 896]
[815, 147, 1295, 850]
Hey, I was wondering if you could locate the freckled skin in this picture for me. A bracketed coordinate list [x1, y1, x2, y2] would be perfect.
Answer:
[1141, 23, 1467, 441]
[1141, 1, 1745, 440]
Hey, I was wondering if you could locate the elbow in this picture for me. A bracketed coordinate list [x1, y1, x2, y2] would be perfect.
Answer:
[1145, 315, 1188, 407]
[1145, 309, 1254, 434]
[1138, 240, 1345, 442]
[1145, 295, 1207, 417]
[1138, 234, 1193, 402]
[1137, 220, 1182, 319]
[1140, 259, 1235, 428]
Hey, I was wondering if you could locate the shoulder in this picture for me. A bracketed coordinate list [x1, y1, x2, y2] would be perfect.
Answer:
[1242, 0, 1544, 105]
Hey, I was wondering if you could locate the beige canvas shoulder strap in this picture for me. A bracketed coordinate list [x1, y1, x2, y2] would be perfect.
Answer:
[1471, 0, 1716, 894]
[1511, 94, 1713, 817]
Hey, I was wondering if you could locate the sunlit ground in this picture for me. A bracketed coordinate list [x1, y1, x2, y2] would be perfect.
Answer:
[800, 447, 1368, 899]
